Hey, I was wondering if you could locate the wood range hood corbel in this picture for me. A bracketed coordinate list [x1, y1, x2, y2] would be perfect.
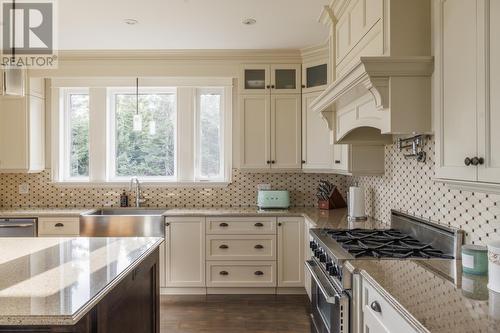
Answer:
[311, 56, 434, 144]
[310, 56, 434, 145]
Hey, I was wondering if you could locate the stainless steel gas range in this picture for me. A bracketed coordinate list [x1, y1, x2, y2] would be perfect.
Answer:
[306, 210, 465, 333]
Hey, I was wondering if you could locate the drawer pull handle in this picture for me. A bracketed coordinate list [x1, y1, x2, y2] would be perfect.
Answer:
[54, 223, 64, 227]
[219, 223, 229, 227]
[219, 244, 229, 249]
[370, 301, 382, 313]
[219, 271, 229, 276]
[254, 271, 264, 276]
[254, 244, 264, 249]
[254, 222, 264, 227]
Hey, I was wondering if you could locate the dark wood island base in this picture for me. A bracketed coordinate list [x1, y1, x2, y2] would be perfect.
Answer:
[1, 248, 160, 333]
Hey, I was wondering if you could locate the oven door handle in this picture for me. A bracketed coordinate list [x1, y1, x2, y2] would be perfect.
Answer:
[305, 259, 340, 304]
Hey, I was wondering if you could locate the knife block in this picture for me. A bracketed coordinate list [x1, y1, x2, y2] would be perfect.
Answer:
[318, 188, 347, 210]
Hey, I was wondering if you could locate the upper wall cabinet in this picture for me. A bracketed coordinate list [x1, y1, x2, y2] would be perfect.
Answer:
[434, 0, 500, 190]
[240, 64, 301, 95]
[302, 61, 328, 94]
[0, 76, 45, 173]
[239, 64, 302, 170]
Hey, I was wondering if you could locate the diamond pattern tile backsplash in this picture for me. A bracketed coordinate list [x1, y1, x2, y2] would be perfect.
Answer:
[0, 170, 348, 209]
[0, 137, 498, 245]
[350, 137, 500, 245]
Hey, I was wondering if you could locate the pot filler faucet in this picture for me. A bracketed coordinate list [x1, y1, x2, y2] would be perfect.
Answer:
[129, 177, 147, 207]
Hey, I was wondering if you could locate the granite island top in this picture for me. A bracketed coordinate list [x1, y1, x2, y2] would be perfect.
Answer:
[0, 237, 163, 326]
[346, 259, 500, 333]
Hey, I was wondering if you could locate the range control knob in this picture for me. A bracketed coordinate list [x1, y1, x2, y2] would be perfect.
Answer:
[314, 249, 321, 258]
[325, 262, 333, 270]
[309, 241, 317, 250]
[319, 254, 327, 263]
[328, 265, 336, 276]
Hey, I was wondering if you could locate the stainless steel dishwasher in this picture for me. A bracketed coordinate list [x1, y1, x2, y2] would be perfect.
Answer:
[0, 218, 37, 237]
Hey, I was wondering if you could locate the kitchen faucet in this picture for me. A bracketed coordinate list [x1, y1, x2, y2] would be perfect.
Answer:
[129, 177, 146, 207]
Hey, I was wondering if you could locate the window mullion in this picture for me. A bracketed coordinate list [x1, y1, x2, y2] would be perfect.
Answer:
[177, 87, 195, 182]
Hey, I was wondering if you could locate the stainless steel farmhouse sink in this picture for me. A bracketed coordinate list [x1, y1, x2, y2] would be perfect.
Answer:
[80, 208, 167, 237]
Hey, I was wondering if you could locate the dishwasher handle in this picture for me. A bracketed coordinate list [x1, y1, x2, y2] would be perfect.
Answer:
[0, 223, 34, 228]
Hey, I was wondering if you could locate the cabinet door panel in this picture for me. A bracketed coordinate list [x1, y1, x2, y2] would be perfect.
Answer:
[240, 65, 270, 94]
[277, 217, 304, 287]
[165, 218, 205, 287]
[271, 94, 301, 169]
[0, 98, 27, 171]
[271, 64, 301, 94]
[239, 94, 271, 169]
[302, 92, 333, 170]
[435, 0, 478, 181]
[478, 0, 500, 183]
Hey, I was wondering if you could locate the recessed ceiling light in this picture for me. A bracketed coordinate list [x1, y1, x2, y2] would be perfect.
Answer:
[242, 18, 256, 26]
[124, 18, 139, 25]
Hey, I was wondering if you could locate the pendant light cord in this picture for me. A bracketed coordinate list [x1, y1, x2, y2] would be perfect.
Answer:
[136, 77, 139, 115]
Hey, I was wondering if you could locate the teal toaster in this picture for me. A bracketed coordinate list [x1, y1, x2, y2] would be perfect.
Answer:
[257, 190, 290, 209]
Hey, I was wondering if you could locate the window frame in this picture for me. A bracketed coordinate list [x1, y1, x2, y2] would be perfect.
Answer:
[107, 86, 178, 182]
[194, 87, 225, 182]
[61, 87, 90, 182]
[51, 78, 233, 186]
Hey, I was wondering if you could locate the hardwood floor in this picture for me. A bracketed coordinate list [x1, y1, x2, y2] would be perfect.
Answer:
[160, 295, 312, 333]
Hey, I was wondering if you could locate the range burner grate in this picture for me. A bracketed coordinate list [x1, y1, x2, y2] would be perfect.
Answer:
[326, 229, 454, 259]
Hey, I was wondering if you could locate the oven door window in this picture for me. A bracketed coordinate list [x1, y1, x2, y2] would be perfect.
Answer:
[315, 284, 333, 329]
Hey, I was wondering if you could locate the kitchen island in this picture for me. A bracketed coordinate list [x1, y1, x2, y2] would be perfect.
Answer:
[0, 237, 163, 332]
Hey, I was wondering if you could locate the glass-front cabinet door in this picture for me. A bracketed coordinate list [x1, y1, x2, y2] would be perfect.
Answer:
[271, 64, 301, 94]
[241, 65, 270, 94]
[302, 61, 328, 93]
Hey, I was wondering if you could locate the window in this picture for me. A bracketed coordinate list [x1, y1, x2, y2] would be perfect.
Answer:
[62, 88, 90, 181]
[109, 88, 177, 181]
[53, 78, 232, 184]
[196, 88, 224, 180]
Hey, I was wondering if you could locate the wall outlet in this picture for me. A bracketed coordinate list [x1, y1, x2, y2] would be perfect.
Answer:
[18, 183, 29, 194]
[257, 183, 271, 190]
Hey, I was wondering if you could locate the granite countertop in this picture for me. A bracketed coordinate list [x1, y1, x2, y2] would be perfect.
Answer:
[0, 208, 92, 218]
[163, 207, 386, 229]
[0, 237, 163, 326]
[346, 259, 500, 333]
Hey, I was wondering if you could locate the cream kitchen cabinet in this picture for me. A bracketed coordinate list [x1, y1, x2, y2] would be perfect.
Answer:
[434, 0, 500, 190]
[240, 64, 301, 95]
[277, 217, 304, 288]
[239, 91, 301, 170]
[302, 60, 328, 94]
[37, 217, 80, 237]
[164, 217, 206, 289]
[0, 94, 45, 173]
[361, 276, 418, 333]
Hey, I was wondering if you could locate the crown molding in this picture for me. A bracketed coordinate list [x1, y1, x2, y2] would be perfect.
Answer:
[56, 49, 303, 62]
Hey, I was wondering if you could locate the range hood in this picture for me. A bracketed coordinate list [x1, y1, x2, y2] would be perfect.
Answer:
[310, 56, 433, 145]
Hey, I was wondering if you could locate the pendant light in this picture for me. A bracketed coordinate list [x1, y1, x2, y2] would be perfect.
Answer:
[132, 77, 142, 131]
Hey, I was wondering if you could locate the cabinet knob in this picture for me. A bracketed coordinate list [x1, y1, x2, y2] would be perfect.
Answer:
[254, 271, 264, 276]
[471, 157, 484, 166]
[370, 301, 382, 313]
[54, 223, 64, 227]
[219, 222, 228, 227]
[254, 222, 264, 227]
[219, 271, 229, 276]
[266, 85, 270, 89]
[219, 244, 229, 249]
[301, 84, 306, 88]
[165, 222, 170, 227]
[254, 244, 264, 249]
[266, 160, 271, 164]
[278, 222, 282, 226]
[301, 160, 306, 164]
[464, 157, 472, 166]
[271, 85, 275, 89]
[334, 160, 341, 164]
[271, 160, 276, 164]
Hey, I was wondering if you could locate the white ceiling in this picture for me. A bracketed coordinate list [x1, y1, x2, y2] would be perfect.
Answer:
[57, 0, 330, 50]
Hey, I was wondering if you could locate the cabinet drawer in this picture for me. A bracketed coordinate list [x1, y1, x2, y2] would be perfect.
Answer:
[38, 217, 80, 236]
[362, 278, 418, 333]
[206, 235, 276, 261]
[206, 217, 276, 234]
[206, 261, 276, 287]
